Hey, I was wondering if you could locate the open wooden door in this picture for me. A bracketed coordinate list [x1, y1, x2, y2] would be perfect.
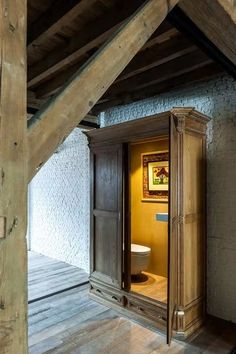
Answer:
[167, 114, 179, 344]
[90, 143, 124, 289]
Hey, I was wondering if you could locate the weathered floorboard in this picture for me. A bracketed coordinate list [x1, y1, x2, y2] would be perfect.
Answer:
[28, 285, 236, 354]
[0, 0, 28, 353]
[27, 253, 236, 353]
[27, 0, 179, 181]
[28, 251, 88, 302]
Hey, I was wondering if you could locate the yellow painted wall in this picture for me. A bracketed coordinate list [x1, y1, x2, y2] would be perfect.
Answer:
[130, 139, 168, 277]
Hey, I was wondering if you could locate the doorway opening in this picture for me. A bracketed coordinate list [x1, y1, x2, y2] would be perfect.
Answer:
[129, 138, 169, 304]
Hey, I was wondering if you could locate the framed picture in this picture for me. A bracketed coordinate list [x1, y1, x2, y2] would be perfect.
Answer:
[142, 151, 169, 202]
[148, 161, 169, 191]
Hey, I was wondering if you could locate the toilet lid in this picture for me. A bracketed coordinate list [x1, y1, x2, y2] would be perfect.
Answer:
[131, 243, 151, 255]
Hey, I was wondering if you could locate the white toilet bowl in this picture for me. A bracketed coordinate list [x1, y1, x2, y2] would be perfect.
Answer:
[131, 243, 151, 275]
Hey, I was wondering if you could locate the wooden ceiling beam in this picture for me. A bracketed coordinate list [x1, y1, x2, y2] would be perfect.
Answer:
[179, 0, 236, 66]
[27, 0, 179, 181]
[27, 0, 145, 88]
[104, 50, 212, 97]
[27, 0, 98, 50]
[115, 34, 196, 82]
[93, 63, 223, 112]
[34, 29, 183, 99]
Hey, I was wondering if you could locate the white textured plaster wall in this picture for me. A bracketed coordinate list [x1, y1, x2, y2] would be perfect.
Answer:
[101, 74, 236, 323]
[28, 128, 90, 273]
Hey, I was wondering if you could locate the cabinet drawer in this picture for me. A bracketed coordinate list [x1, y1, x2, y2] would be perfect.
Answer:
[90, 283, 125, 307]
[126, 296, 167, 327]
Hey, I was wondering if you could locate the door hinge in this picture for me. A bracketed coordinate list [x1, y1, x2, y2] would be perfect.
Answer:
[175, 310, 185, 317]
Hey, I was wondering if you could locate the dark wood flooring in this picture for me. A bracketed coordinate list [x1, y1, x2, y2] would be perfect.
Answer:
[28, 252, 236, 354]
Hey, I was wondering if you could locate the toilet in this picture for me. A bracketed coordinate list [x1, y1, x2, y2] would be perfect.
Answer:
[131, 244, 151, 275]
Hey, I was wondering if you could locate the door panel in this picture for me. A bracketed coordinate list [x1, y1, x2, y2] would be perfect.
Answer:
[91, 144, 123, 289]
[95, 151, 120, 211]
[167, 115, 179, 344]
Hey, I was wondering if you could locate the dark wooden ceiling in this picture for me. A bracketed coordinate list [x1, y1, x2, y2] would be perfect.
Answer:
[27, 0, 224, 116]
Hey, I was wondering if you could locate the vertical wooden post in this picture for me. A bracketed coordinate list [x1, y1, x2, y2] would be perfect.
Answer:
[0, 0, 28, 353]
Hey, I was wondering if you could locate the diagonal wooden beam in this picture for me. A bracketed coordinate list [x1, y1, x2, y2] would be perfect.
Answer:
[103, 50, 212, 97]
[0, 0, 28, 353]
[179, 0, 236, 65]
[27, 0, 179, 181]
[33, 28, 181, 99]
[27, 1, 145, 88]
[114, 35, 196, 82]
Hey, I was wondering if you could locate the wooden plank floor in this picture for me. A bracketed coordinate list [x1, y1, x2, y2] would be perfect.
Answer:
[28, 251, 89, 302]
[28, 253, 236, 354]
[131, 272, 167, 303]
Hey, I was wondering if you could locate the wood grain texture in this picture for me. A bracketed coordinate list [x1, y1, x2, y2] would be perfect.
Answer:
[170, 109, 209, 339]
[91, 144, 123, 288]
[33, 27, 181, 99]
[28, 286, 177, 354]
[0, 0, 27, 352]
[131, 272, 167, 303]
[179, 0, 236, 65]
[27, 0, 179, 182]
[86, 108, 210, 342]
[167, 114, 179, 343]
[183, 134, 205, 306]
[105, 50, 212, 97]
[115, 34, 196, 83]
[28, 251, 88, 302]
[27, 0, 98, 49]
[27, 1, 145, 88]
[28, 284, 236, 353]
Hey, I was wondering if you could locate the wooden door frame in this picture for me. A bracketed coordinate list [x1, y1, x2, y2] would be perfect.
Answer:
[123, 143, 131, 292]
[125, 136, 170, 299]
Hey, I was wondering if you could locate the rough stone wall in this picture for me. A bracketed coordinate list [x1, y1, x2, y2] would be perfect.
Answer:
[28, 128, 90, 273]
[101, 74, 236, 323]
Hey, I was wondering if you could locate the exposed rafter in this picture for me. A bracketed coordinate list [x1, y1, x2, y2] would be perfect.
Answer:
[27, 0, 179, 181]
[27, 0, 98, 49]
[179, 0, 236, 66]
[115, 34, 195, 82]
[104, 50, 212, 97]
[25, 0, 235, 114]
[93, 63, 222, 112]
[34, 27, 181, 99]
[27, 0, 145, 88]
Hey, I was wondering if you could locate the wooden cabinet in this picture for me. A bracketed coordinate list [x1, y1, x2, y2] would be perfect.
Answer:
[85, 108, 210, 344]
